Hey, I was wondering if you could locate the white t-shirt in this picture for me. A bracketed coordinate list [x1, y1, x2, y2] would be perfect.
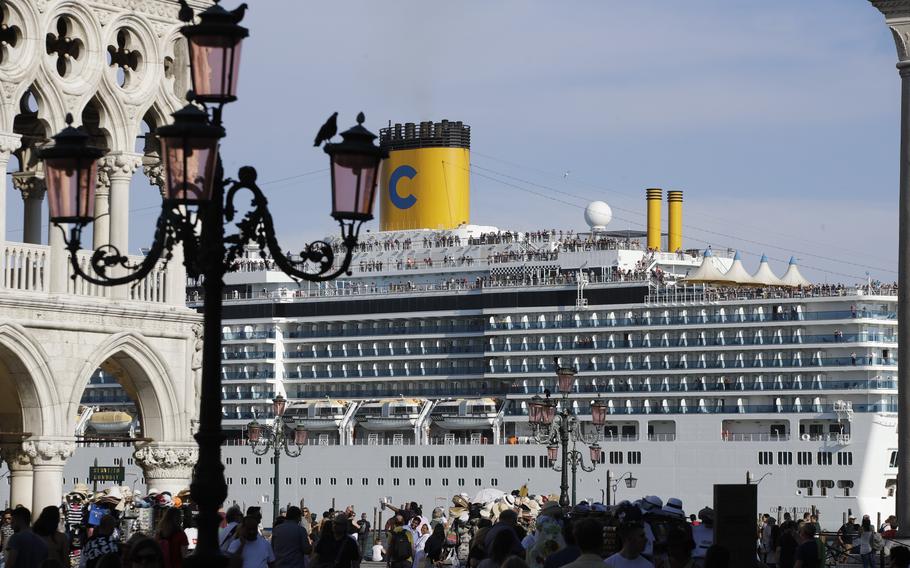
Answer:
[227, 535, 276, 568]
[372, 543, 385, 561]
[184, 527, 198, 551]
[603, 552, 654, 568]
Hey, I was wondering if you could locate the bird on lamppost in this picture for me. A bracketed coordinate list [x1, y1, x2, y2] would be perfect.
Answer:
[36, 2, 387, 564]
[314, 112, 339, 147]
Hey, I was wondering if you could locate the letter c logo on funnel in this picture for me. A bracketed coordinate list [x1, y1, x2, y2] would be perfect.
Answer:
[389, 165, 418, 210]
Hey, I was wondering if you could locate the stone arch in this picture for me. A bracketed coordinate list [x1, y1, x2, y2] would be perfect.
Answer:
[71, 332, 182, 442]
[0, 0, 42, 130]
[0, 323, 62, 437]
[80, 94, 116, 152]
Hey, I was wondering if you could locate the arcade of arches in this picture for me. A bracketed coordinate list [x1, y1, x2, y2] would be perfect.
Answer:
[0, 0, 209, 510]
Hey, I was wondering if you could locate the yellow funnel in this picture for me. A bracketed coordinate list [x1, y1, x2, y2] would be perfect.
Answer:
[646, 188, 662, 251]
[378, 120, 471, 231]
[667, 190, 683, 252]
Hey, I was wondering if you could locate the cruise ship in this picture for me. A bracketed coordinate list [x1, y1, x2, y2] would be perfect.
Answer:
[59, 120, 897, 527]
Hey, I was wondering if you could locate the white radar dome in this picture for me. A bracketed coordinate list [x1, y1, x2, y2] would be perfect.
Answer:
[584, 201, 613, 231]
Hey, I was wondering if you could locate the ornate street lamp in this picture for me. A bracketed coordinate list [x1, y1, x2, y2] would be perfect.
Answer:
[528, 363, 602, 507]
[325, 113, 385, 222]
[180, 1, 248, 105]
[37, 3, 386, 564]
[247, 394, 305, 523]
[605, 471, 638, 506]
[38, 114, 105, 224]
[155, 104, 223, 203]
[590, 399, 607, 427]
[556, 365, 576, 395]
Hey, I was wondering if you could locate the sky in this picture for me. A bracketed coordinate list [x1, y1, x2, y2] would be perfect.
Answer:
[7, 1, 905, 283]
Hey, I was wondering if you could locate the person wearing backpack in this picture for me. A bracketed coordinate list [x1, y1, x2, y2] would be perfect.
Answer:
[858, 517, 883, 568]
[387, 516, 414, 568]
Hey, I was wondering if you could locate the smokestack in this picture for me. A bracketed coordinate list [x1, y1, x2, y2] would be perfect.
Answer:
[667, 190, 683, 252]
[378, 120, 471, 231]
[646, 188, 662, 251]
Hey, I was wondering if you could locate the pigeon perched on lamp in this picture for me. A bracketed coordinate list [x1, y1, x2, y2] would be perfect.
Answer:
[313, 112, 338, 147]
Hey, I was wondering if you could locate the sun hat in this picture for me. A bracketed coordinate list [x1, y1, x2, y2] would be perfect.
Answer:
[640, 495, 663, 512]
[539, 500, 562, 516]
[662, 497, 685, 517]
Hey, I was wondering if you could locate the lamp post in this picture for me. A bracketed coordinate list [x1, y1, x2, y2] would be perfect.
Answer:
[36, 3, 386, 565]
[246, 395, 307, 523]
[604, 470, 637, 506]
[528, 362, 605, 507]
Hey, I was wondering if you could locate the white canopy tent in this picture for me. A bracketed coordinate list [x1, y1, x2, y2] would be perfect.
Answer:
[723, 251, 756, 285]
[779, 256, 811, 287]
[682, 249, 730, 284]
[751, 254, 784, 286]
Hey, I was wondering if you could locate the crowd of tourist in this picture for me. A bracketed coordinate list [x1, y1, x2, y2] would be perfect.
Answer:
[0, 484, 907, 568]
[758, 511, 906, 568]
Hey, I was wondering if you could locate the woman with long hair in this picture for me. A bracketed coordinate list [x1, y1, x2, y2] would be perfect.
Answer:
[32, 505, 68, 566]
[156, 508, 189, 568]
[859, 517, 876, 568]
[424, 523, 446, 567]
[311, 518, 338, 568]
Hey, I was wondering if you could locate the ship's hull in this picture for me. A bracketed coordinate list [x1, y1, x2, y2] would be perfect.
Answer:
[34, 408, 895, 530]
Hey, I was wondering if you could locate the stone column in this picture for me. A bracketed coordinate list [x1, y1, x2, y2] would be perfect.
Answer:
[11, 174, 45, 245]
[144, 156, 187, 306]
[23, 438, 75, 512]
[101, 153, 142, 300]
[0, 445, 33, 510]
[870, 1, 910, 533]
[94, 167, 112, 250]
[134, 442, 198, 496]
[47, 202, 68, 294]
[0, 133, 21, 242]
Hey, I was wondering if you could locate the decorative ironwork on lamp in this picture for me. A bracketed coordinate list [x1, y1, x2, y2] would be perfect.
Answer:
[528, 362, 604, 507]
[36, 2, 387, 564]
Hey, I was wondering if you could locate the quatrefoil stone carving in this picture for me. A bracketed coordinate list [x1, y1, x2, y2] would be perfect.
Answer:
[0, 9, 21, 65]
[45, 16, 82, 77]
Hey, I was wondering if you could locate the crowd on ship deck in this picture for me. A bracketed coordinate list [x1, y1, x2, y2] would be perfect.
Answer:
[333, 230, 642, 257]
[702, 283, 899, 303]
